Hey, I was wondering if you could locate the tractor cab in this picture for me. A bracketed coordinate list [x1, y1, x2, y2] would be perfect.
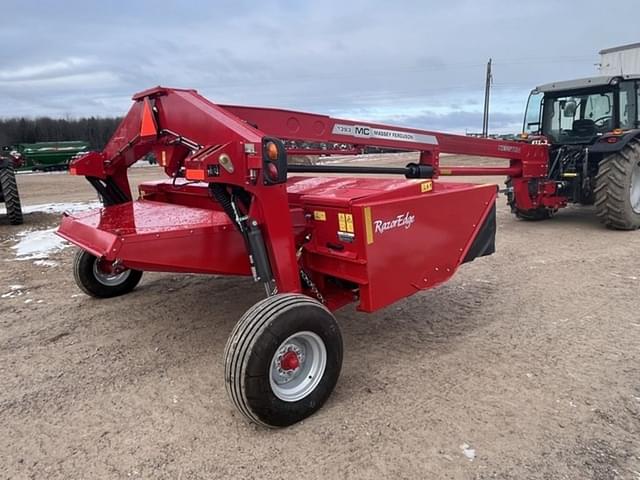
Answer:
[523, 75, 640, 145]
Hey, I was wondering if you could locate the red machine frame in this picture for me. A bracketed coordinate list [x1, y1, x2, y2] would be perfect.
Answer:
[56, 86, 555, 427]
[60, 87, 551, 308]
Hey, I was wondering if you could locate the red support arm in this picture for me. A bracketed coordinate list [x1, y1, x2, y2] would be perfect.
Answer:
[220, 104, 548, 178]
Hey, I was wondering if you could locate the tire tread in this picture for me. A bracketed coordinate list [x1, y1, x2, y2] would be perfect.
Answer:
[0, 165, 23, 225]
[595, 138, 640, 230]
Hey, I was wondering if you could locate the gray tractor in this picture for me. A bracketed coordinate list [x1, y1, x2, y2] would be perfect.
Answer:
[522, 75, 640, 229]
[0, 147, 24, 225]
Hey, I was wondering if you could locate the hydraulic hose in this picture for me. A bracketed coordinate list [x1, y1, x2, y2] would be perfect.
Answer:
[210, 184, 240, 231]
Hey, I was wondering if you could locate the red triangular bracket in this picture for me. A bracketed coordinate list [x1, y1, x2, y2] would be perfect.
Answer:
[140, 98, 158, 138]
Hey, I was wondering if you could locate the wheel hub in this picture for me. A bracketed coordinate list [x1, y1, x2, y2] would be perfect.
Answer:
[92, 259, 131, 286]
[273, 343, 305, 382]
[280, 350, 300, 371]
[269, 331, 327, 402]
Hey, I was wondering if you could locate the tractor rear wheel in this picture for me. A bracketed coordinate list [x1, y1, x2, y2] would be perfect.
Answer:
[595, 138, 640, 230]
[0, 165, 23, 225]
[224, 293, 343, 427]
[73, 249, 143, 298]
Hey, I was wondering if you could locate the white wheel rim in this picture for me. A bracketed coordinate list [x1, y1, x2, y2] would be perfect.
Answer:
[92, 260, 131, 286]
[630, 160, 640, 214]
[269, 331, 327, 402]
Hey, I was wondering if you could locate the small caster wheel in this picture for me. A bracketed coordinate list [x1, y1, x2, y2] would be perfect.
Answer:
[73, 249, 143, 298]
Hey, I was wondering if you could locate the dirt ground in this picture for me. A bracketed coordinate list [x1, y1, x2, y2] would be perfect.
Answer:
[1, 157, 639, 480]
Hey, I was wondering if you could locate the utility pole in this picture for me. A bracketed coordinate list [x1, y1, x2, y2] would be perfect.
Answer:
[482, 58, 492, 137]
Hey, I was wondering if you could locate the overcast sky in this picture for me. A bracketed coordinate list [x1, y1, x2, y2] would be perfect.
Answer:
[1, 0, 637, 134]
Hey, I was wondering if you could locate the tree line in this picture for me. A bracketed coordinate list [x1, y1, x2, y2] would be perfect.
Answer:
[0, 117, 122, 150]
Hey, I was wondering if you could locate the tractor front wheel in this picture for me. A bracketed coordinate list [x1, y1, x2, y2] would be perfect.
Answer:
[224, 294, 343, 427]
[0, 165, 23, 225]
[73, 249, 143, 298]
[595, 138, 640, 230]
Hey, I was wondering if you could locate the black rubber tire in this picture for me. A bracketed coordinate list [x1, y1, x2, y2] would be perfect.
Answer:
[515, 208, 555, 221]
[0, 165, 23, 225]
[505, 178, 555, 221]
[73, 249, 143, 298]
[224, 293, 343, 428]
[594, 138, 640, 230]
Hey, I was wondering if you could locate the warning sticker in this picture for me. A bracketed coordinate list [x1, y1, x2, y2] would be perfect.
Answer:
[338, 213, 354, 233]
[313, 210, 326, 221]
[420, 181, 433, 193]
[338, 213, 346, 231]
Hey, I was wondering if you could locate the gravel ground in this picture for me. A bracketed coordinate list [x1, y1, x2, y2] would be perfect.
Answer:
[1, 159, 639, 479]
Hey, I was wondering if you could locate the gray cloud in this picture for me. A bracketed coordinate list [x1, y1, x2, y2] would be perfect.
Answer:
[1, 0, 637, 133]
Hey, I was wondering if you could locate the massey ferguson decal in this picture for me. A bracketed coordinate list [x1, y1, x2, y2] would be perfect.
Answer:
[332, 124, 438, 145]
[374, 212, 416, 234]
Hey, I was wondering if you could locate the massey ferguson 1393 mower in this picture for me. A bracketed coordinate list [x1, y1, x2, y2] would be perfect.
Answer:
[57, 87, 550, 427]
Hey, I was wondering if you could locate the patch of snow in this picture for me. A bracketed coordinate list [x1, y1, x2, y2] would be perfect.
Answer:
[16, 170, 68, 176]
[12, 228, 69, 260]
[609, 272, 639, 281]
[460, 443, 476, 461]
[24, 299, 33, 304]
[0, 201, 101, 215]
[33, 259, 58, 267]
[131, 161, 156, 168]
[2, 284, 25, 299]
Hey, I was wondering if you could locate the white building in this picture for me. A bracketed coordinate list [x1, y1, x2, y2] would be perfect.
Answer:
[599, 42, 640, 75]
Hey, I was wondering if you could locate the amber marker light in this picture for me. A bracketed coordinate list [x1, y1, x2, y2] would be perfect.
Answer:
[266, 141, 279, 161]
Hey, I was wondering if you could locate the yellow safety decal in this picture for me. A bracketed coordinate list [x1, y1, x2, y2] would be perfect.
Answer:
[363, 207, 374, 244]
[313, 210, 327, 221]
[345, 214, 354, 233]
[420, 180, 433, 193]
[338, 213, 347, 231]
[440, 168, 451, 175]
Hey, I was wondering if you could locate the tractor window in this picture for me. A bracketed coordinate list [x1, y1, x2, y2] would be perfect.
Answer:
[619, 81, 637, 129]
[523, 91, 543, 134]
[638, 81, 640, 127]
[542, 91, 614, 143]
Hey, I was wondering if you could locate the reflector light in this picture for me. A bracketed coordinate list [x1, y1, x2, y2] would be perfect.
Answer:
[266, 162, 279, 180]
[266, 141, 279, 161]
[185, 168, 206, 180]
[140, 99, 157, 137]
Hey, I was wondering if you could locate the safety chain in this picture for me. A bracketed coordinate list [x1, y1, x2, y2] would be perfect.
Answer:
[299, 268, 326, 305]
